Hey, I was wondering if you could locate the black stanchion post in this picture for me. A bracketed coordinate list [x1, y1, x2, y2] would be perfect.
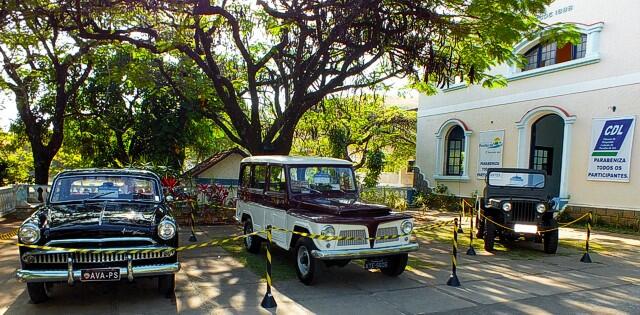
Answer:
[580, 212, 593, 263]
[189, 210, 198, 242]
[447, 218, 461, 287]
[261, 225, 277, 309]
[466, 205, 476, 256]
[458, 200, 464, 233]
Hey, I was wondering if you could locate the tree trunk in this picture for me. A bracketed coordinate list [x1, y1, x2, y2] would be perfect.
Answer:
[32, 148, 53, 185]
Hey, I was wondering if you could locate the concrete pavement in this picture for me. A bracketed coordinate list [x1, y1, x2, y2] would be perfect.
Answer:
[0, 213, 639, 314]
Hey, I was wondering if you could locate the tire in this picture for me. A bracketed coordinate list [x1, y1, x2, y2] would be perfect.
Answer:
[158, 274, 176, 297]
[483, 219, 496, 252]
[543, 229, 559, 254]
[27, 282, 49, 304]
[243, 219, 262, 254]
[380, 254, 409, 277]
[295, 237, 320, 285]
[476, 213, 485, 239]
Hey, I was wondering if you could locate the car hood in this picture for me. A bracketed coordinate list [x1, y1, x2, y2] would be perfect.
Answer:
[294, 196, 390, 217]
[44, 202, 162, 239]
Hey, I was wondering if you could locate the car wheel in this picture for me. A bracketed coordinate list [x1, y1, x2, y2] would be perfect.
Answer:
[27, 282, 49, 304]
[295, 237, 320, 285]
[380, 254, 409, 277]
[243, 219, 262, 254]
[476, 214, 485, 239]
[483, 219, 496, 252]
[543, 229, 559, 254]
[158, 274, 176, 297]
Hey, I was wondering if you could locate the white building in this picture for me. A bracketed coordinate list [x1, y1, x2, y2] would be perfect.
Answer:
[416, 0, 639, 225]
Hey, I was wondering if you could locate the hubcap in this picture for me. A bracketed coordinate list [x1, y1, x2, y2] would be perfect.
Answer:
[297, 246, 310, 276]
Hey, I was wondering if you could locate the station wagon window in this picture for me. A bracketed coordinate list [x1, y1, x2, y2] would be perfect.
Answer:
[289, 166, 356, 193]
[250, 165, 267, 190]
[268, 166, 286, 193]
[240, 165, 251, 188]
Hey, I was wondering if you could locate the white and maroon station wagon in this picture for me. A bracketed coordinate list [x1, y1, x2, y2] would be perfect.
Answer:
[235, 156, 418, 285]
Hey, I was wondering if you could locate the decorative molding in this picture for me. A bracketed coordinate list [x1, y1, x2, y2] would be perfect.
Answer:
[433, 120, 472, 181]
[418, 72, 640, 118]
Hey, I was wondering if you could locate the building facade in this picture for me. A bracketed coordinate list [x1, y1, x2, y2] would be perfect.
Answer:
[416, 0, 640, 226]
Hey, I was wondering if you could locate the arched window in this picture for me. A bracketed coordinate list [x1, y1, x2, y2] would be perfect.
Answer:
[523, 34, 588, 71]
[445, 126, 465, 176]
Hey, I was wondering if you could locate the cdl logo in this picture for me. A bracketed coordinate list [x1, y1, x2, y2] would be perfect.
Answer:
[604, 124, 625, 136]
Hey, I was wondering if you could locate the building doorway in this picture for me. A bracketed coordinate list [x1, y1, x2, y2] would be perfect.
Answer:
[529, 114, 564, 197]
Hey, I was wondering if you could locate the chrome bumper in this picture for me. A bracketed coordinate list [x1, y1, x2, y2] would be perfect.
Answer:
[311, 243, 419, 260]
[16, 262, 180, 284]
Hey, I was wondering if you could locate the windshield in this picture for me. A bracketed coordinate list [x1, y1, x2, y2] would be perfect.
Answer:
[488, 171, 545, 188]
[50, 175, 161, 203]
[289, 166, 356, 194]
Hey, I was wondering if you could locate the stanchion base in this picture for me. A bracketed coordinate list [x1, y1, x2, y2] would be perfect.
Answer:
[580, 252, 592, 263]
[466, 246, 476, 256]
[261, 292, 278, 309]
[446, 273, 461, 287]
[457, 227, 464, 234]
[189, 235, 198, 242]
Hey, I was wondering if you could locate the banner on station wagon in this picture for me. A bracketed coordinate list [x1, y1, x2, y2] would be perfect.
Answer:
[587, 116, 636, 182]
[477, 130, 505, 179]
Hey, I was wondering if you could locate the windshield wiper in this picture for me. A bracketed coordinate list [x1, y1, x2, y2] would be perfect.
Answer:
[82, 191, 117, 205]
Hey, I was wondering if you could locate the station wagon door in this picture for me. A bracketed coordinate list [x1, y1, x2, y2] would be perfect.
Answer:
[264, 165, 289, 249]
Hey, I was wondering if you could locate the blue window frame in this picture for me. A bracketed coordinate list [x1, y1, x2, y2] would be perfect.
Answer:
[523, 34, 587, 71]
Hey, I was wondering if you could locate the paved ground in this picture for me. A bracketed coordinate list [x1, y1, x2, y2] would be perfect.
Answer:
[0, 212, 639, 314]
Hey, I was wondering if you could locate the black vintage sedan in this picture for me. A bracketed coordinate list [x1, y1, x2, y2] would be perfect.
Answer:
[16, 169, 180, 303]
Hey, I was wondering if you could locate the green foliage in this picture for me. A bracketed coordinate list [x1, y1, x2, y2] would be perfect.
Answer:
[360, 188, 408, 211]
[293, 95, 416, 179]
[422, 184, 460, 212]
[363, 150, 385, 188]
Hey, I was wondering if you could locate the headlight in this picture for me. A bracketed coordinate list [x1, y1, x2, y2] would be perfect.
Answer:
[19, 224, 40, 244]
[536, 203, 547, 213]
[158, 220, 177, 240]
[320, 225, 335, 237]
[502, 202, 512, 212]
[401, 220, 414, 234]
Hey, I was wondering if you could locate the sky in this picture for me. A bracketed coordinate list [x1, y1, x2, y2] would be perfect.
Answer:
[0, 93, 17, 131]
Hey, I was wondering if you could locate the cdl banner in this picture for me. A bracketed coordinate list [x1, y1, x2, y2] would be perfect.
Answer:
[477, 130, 504, 179]
[587, 116, 636, 182]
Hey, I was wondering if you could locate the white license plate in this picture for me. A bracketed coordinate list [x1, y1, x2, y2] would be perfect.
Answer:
[81, 268, 121, 282]
[514, 224, 537, 234]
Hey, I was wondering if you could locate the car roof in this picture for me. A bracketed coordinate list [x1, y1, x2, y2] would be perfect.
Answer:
[55, 168, 161, 179]
[487, 168, 546, 175]
[241, 155, 353, 166]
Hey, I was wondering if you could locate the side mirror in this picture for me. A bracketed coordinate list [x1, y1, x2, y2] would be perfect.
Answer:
[165, 195, 174, 202]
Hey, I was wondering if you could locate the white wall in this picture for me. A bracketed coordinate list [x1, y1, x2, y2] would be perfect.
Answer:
[197, 153, 245, 180]
[416, 0, 640, 210]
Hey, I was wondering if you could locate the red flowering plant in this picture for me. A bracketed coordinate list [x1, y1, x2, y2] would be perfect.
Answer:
[197, 183, 230, 207]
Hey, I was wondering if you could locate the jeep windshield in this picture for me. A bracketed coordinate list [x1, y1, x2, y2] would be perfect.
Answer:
[289, 166, 356, 194]
[488, 171, 545, 188]
[50, 175, 161, 203]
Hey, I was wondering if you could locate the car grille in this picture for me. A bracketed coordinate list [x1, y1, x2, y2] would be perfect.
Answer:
[337, 229, 367, 246]
[375, 227, 399, 244]
[511, 201, 537, 222]
[23, 249, 174, 264]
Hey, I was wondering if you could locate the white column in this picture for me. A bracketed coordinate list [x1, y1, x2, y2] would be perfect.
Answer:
[516, 125, 528, 168]
[434, 135, 443, 176]
[463, 131, 472, 177]
[559, 118, 576, 200]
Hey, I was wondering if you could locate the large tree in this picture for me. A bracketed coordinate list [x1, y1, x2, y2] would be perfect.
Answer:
[71, 0, 575, 155]
[0, 1, 94, 183]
